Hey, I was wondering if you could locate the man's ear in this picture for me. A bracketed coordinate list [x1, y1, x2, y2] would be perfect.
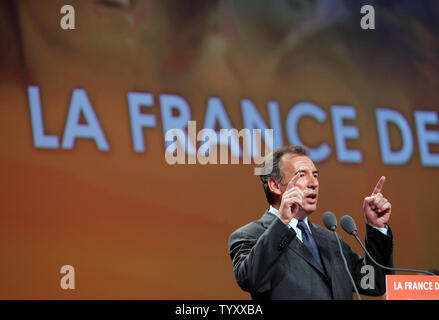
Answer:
[267, 178, 282, 196]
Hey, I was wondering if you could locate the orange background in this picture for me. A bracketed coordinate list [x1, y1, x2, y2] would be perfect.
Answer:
[0, 0, 438, 299]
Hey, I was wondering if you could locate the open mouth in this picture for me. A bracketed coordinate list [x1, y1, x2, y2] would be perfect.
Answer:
[305, 193, 317, 203]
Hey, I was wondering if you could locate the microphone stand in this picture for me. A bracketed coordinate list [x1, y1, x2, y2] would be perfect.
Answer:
[333, 231, 362, 300]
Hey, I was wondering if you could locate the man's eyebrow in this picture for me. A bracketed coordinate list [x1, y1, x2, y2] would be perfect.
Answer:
[294, 169, 320, 174]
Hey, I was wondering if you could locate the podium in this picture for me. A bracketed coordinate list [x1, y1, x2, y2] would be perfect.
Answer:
[386, 275, 439, 300]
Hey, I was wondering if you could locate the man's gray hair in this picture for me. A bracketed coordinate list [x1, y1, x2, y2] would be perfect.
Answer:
[259, 145, 309, 205]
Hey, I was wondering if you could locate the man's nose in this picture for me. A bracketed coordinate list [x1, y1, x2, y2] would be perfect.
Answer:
[308, 176, 318, 189]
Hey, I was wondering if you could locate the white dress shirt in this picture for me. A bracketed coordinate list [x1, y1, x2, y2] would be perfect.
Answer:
[268, 206, 311, 243]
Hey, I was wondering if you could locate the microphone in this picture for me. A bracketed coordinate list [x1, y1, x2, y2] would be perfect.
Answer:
[340, 215, 435, 276]
[322, 211, 337, 231]
[322, 212, 361, 300]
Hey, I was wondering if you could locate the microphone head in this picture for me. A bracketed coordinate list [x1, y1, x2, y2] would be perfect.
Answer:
[340, 215, 357, 235]
[322, 211, 337, 231]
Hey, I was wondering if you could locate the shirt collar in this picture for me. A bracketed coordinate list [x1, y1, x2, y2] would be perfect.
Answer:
[268, 205, 311, 232]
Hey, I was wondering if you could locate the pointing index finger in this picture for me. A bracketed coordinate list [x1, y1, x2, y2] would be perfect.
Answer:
[287, 173, 301, 190]
[372, 176, 386, 195]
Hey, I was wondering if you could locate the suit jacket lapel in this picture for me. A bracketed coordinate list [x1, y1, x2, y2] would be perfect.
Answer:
[286, 221, 329, 279]
[310, 223, 334, 283]
[260, 211, 330, 281]
[287, 235, 327, 277]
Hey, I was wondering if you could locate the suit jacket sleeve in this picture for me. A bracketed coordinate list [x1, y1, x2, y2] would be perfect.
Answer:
[342, 224, 394, 296]
[228, 217, 295, 294]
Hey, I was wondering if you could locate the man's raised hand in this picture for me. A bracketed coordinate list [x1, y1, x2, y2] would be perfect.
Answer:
[363, 176, 392, 228]
[279, 173, 304, 225]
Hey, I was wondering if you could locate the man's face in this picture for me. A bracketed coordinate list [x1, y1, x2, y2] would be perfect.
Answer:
[279, 154, 319, 214]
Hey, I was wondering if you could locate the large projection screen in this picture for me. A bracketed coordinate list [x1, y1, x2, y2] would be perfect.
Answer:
[1, 0, 438, 299]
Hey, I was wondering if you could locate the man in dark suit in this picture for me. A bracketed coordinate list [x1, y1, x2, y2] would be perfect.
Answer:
[229, 145, 394, 299]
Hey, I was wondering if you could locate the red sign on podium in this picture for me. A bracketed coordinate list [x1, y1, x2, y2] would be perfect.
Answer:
[386, 275, 439, 300]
